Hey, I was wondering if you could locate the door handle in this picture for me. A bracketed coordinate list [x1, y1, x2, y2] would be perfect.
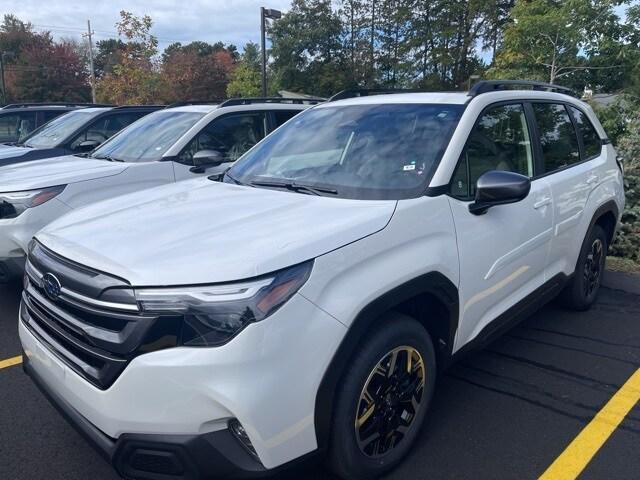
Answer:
[586, 174, 599, 185]
[533, 196, 552, 209]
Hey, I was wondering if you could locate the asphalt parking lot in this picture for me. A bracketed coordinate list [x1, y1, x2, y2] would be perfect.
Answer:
[0, 272, 638, 480]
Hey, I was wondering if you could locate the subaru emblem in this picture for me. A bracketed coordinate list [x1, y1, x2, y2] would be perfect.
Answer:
[43, 273, 62, 301]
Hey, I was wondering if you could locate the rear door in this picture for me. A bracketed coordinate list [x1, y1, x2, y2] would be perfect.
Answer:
[531, 102, 603, 277]
[448, 102, 554, 349]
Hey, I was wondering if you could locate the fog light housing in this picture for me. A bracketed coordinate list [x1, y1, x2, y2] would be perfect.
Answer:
[229, 419, 258, 459]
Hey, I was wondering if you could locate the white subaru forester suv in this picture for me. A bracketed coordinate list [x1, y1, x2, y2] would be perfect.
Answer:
[19, 81, 624, 480]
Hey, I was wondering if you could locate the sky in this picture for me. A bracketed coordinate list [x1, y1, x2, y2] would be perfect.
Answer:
[3, 0, 292, 53]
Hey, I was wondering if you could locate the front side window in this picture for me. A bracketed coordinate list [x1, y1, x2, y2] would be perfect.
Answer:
[0, 112, 37, 143]
[91, 110, 205, 162]
[177, 113, 267, 165]
[451, 103, 533, 199]
[227, 104, 464, 200]
[569, 106, 602, 160]
[533, 103, 580, 173]
[69, 112, 146, 151]
[22, 110, 105, 149]
[273, 110, 301, 128]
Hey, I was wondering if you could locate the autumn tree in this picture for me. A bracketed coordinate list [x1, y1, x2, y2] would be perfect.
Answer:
[96, 11, 162, 104]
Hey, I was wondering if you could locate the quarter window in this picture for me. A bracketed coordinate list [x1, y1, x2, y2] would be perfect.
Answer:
[532, 103, 580, 173]
[569, 106, 602, 160]
[451, 103, 533, 199]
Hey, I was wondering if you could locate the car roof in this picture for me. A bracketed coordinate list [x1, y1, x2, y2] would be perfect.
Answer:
[318, 92, 470, 107]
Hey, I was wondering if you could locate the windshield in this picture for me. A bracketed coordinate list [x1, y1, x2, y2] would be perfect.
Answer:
[91, 110, 205, 162]
[227, 103, 464, 200]
[23, 110, 105, 148]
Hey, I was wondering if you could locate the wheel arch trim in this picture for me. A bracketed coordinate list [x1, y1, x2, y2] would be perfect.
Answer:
[313, 271, 459, 452]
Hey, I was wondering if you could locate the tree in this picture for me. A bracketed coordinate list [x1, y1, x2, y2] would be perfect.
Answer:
[270, 0, 349, 96]
[0, 15, 90, 102]
[161, 48, 235, 102]
[489, 0, 629, 88]
[226, 42, 261, 97]
[96, 11, 161, 104]
[94, 38, 127, 77]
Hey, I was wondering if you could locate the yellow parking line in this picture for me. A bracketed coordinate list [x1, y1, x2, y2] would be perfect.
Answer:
[0, 355, 22, 370]
[539, 368, 640, 480]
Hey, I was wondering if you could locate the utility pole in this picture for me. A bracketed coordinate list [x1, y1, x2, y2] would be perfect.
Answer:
[260, 7, 282, 97]
[0, 55, 6, 106]
[83, 20, 97, 103]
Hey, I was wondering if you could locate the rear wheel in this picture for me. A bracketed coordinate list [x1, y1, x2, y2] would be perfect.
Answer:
[559, 224, 607, 311]
[327, 313, 436, 480]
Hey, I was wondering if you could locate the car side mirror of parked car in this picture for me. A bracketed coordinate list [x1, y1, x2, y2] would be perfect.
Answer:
[469, 170, 531, 215]
[77, 140, 101, 152]
[190, 150, 226, 174]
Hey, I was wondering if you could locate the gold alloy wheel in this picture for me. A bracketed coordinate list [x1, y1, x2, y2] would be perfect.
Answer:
[355, 346, 426, 458]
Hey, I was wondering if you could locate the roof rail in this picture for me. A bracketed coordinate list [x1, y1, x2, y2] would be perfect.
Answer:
[165, 100, 224, 108]
[218, 97, 324, 107]
[112, 104, 166, 110]
[328, 89, 432, 102]
[468, 80, 578, 98]
[2, 102, 113, 109]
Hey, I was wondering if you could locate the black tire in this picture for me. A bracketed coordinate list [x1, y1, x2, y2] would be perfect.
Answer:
[326, 313, 437, 480]
[559, 224, 608, 311]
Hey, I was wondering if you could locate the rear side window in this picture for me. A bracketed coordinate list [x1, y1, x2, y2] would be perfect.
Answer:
[451, 103, 533, 199]
[569, 106, 602, 160]
[273, 110, 300, 128]
[532, 103, 580, 173]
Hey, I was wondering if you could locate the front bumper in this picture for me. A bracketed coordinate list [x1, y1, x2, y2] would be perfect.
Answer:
[19, 292, 346, 472]
[24, 354, 267, 480]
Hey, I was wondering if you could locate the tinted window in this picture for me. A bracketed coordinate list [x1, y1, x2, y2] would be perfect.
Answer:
[91, 110, 205, 163]
[273, 110, 301, 128]
[0, 112, 37, 143]
[569, 106, 602, 159]
[532, 103, 580, 173]
[23, 110, 106, 148]
[178, 112, 267, 165]
[228, 103, 464, 200]
[42, 110, 67, 123]
[451, 104, 533, 199]
[69, 112, 146, 151]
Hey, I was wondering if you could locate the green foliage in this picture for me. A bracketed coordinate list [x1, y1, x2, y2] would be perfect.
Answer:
[598, 96, 640, 262]
[489, 0, 637, 92]
[226, 43, 261, 97]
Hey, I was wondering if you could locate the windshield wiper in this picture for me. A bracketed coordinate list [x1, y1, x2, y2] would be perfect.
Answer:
[93, 154, 124, 162]
[219, 171, 246, 185]
[250, 179, 338, 196]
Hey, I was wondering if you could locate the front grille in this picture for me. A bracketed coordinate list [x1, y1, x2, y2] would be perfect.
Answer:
[21, 242, 181, 389]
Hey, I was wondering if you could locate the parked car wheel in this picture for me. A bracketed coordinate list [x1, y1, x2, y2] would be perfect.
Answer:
[327, 313, 436, 480]
[560, 224, 608, 311]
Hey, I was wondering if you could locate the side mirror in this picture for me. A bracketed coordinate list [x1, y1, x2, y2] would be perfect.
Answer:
[469, 170, 531, 215]
[77, 139, 101, 152]
[190, 149, 225, 173]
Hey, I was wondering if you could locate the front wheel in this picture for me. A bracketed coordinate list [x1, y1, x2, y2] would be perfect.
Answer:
[326, 313, 436, 480]
[559, 224, 608, 311]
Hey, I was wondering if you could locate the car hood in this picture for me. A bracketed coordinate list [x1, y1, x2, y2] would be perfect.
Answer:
[37, 179, 396, 286]
[0, 144, 32, 159]
[0, 155, 128, 191]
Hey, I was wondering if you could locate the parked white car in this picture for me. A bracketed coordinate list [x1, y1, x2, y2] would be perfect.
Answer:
[0, 99, 312, 282]
[20, 82, 624, 480]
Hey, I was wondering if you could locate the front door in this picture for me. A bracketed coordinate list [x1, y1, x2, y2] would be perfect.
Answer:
[447, 102, 554, 349]
[172, 111, 269, 181]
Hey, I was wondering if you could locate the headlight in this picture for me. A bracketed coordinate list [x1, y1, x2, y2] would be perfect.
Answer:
[135, 261, 313, 346]
[0, 185, 66, 219]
